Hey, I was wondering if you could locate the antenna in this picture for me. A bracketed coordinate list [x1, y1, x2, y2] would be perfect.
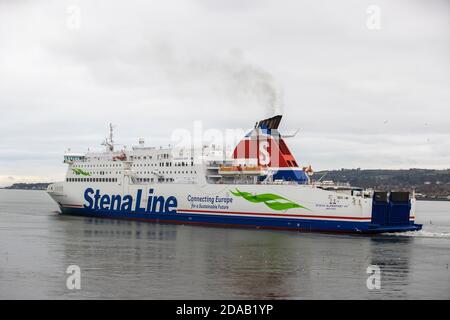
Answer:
[109, 123, 114, 147]
[281, 129, 300, 138]
[101, 123, 115, 152]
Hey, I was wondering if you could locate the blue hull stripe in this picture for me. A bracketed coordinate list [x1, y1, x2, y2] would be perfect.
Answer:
[60, 206, 422, 234]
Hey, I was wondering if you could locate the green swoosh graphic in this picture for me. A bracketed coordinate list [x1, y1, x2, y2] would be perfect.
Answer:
[230, 189, 310, 211]
[72, 168, 91, 176]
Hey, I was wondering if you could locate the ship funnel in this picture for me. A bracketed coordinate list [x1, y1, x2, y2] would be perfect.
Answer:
[255, 115, 282, 130]
[231, 114, 309, 184]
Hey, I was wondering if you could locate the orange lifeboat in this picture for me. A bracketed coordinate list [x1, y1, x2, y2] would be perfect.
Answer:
[113, 152, 127, 161]
[303, 165, 314, 175]
[219, 165, 267, 175]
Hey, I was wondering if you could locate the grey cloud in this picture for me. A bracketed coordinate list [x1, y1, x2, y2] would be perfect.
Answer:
[0, 0, 449, 185]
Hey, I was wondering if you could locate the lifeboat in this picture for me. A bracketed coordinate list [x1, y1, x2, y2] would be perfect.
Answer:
[219, 165, 268, 175]
[303, 165, 314, 176]
[113, 151, 127, 161]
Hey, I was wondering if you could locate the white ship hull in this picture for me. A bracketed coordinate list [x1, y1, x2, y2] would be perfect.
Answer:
[48, 180, 420, 233]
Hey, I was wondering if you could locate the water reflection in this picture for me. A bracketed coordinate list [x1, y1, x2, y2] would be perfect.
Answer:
[3, 190, 447, 299]
[43, 211, 450, 299]
[367, 236, 413, 299]
[53, 215, 418, 299]
[81, 218, 178, 241]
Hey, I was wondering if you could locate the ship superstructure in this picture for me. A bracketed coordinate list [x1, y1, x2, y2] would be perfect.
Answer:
[47, 116, 422, 234]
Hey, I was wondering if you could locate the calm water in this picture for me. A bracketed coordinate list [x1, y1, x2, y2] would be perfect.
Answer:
[0, 189, 449, 299]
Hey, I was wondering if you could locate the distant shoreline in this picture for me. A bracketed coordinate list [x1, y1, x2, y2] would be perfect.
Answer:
[1, 188, 48, 191]
[1, 183, 52, 191]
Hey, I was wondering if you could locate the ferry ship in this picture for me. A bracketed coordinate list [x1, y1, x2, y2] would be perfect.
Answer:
[47, 115, 422, 234]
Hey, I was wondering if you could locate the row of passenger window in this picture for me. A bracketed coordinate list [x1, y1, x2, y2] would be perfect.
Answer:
[67, 177, 118, 182]
[135, 171, 196, 175]
[132, 161, 194, 167]
[135, 178, 175, 183]
[77, 164, 122, 168]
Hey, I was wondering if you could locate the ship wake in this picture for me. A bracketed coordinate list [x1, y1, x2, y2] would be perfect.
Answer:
[386, 230, 450, 239]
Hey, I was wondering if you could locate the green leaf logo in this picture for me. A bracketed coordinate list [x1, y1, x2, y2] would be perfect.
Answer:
[72, 168, 91, 176]
[230, 189, 310, 211]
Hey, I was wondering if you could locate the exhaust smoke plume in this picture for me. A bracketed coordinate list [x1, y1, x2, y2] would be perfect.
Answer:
[144, 44, 284, 117]
[228, 62, 284, 117]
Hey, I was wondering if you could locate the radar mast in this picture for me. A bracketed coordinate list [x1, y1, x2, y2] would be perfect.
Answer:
[101, 123, 115, 152]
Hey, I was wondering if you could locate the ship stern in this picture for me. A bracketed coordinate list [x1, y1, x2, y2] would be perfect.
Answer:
[367, 191, 422, 233]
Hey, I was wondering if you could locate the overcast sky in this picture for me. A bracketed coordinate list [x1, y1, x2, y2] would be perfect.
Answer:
[0, 0, 449, 186]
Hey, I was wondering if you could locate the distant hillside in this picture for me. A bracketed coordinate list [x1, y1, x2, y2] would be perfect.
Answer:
[315, 169, 450, 200]
[3, 183, 51, 190]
